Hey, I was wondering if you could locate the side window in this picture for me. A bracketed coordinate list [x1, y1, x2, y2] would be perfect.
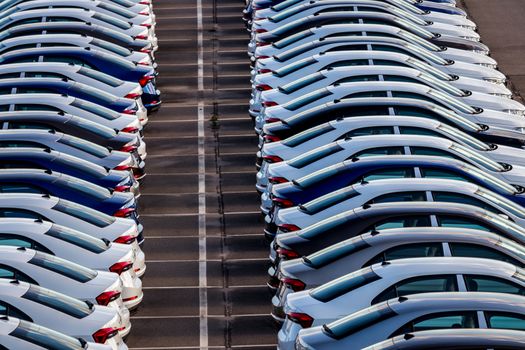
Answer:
[363, 243, 444, 267]
[0, 209, 45, 220]
[420, 168, 470, 182]
[0, 234, 53, 255]
[368, 216, 432, 231]
[0, 73, 21, 79]
[15, 88, 55, 94]
[368, 191, 427, 205]
[0, 265, 37, 284]
[42, 57, 94, 69]
[334, 75, 379, 84]
[0, 141, 45, 148]
[14, 105, 61, 112]
[485, 312, 525, 330]
[0, 301, 32, 322]
[351, 147, 405, 159]
[432, 192, 504, 216]
[464, 275, 525, 295]
[325, 59, 369, 69]
[391, 312, 479, 338]
[46, 17, 83, 23]
[355, 168, 415, 184]
[398, 127, 444, 137]
[0, 184, 43, 194]
[344, 126, 394, 137]
[450, 244, 523, 267]
[410, 147, 462, 161]
[24, 72, 66, 79]
[4, 18, 42, 30]
[8, 122, 54, 131]
[343, 91, 388, 99]
[372, 275, 457, 305]
[437, 216, 493, 232]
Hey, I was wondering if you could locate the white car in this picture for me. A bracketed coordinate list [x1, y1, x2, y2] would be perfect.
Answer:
[0, 218, 143, 310]
[283, 258, 525, 350]
[0, 317, 112, 350]
[0, 279, 128, 348]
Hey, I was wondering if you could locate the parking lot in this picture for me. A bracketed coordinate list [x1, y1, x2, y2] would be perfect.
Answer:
[127, 0, 525, 349]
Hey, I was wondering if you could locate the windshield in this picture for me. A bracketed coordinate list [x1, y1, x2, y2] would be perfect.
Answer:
[397, 29, 441, 51]
[460, 164, 517, 195]
[12, 319, 85, 350]
[58, 134, 110, 158]
[29, 251, 97, 283]
[47, 225, 108, 253]
[97, 2, 136, 19]
[52, 199, 115, 228]
[22, 284, 92, 318]
[406, 58, 452, 81]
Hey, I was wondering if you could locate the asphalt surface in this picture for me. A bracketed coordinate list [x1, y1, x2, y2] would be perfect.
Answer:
[126, 0, 525, 349]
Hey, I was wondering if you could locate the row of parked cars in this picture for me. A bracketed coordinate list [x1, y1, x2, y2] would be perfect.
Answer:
[0, 0, 160, 349]
[245, 0, 525, 349]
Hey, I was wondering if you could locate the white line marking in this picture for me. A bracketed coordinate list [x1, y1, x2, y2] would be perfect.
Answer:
[196, 0, 208, 348]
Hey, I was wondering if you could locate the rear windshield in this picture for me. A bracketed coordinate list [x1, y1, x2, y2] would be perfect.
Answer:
[92, 13, 131, 30]
[279, 72, 325, 94]
[310, 267, 381, 302]
[300, 187, 359, 215]
[57, 175, 112, 201]
[57, 134, 110, 158]
[28, 251, 97, 283]
[71, 99, 120, 120]
[282, 123, 335, 147]
[52, 199, 115, 228]
[12, 319, 85, 350]
[22, 284, 93, 318]
[47, 225, 108, 253]
[91, 38, 132, 57]
[77, 67, 122, 87]
[288, 143, 343, 168]
[69, 116, 117, 139]
[55, 153, 109, 179]
[304, 237, 371, 268]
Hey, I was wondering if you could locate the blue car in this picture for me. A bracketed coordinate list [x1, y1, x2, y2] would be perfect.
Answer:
[0, 147, 139, 197]
[0, 46, 160, 110]
[0, 168, 138, 220]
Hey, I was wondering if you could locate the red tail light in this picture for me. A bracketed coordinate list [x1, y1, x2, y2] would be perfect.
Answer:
[266, 117, 280, 123]
[115, 164, 132, 171]
[277, 247, 300, 259]
[122, 109, 137, 115]
[114, 235, 136, 245]
[121, 126, 139, 133]
[259, 69, 272, 74]
[140, 48, 152, 53]
[255, 29, 268, 33]
[281, 277, 306, 292]
[114, 208, 135, 218]
[139, 11, 150, 15]
[139, 74, 155, 87]
[257, 55, 270, 59]
[134, 35, 148, 40]
[92, 327, 119, 344]
[114, 185, 131, 192]
[263, 101, 278, 108]
[140, 23, 152, 28]
[123, 295, 138, 302]
[256, 84, 273, 91]
[264, 135, 281, 143]
[109, 261, 133, 275]
[125, 92, 142, 99]
[273, 197, 294, 208]
[139, 0, 150, 4]
[269, 176, 288, 184]
[287, 312, 314, 328]
[263, 155, 283, 163]
[279, 224, 301, 233]
[96, 291, 121, 306]
[256, 42, 271, 47]
[120, 144, 138, 153]
[137, 61, 151, 66]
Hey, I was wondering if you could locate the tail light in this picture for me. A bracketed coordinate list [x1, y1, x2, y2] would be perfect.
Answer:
[115, 164, 132, 171]
[137, 61, 151, 66]
[269, 177, 288, 184]
[264, 135, 281, 142]
[134, 35, 148, 40]
[92, 328, 119, 344]
[139, 0, 150, 4]
[266, 117, 280, 123]
[273, 197, 294, 208]
[140, 48, 152, 53]
[139, 11, 150, 15]
[256, 42, 271, 47]
[281, 277, 306, 292]
[122, 109, 137, 115]
[255, 29, 267, 33]
[263, 155, 283, 163]
[287, 312, 314, 328]
[96, 291, 121, 306]
[114, 185, 131, 192]
[140, 23, 152, 28]
[114, 208, 135, 218]
[109, 261, 133, 275]
[277, 247, 300, 259]
[120, 144, 138, 153]
[258, 55, 270, 59]
[256, 84, 273, 91]
[279, 224, 301, 233]
[139, 74, 155, 87]
[125, 92, 142, 99]
[114, 235, 136, 245]
[259, 69, 272, 74]
[263, 101, 278, 107]
[121, 126, 139, 133]
[123, 295, 138, 302]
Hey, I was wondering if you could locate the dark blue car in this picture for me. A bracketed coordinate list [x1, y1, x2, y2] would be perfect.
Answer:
[0, 169, 138, 220]
[0, 147, 139, 196]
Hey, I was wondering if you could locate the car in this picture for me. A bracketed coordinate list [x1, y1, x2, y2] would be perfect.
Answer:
[0, 110, 146, 160]
[264, 154, 525, 221]
[0, 246, 126, 316]
[0, 62, 144, 102]
[251, 1, 476, 34]
[0, 193, 145, 269]
[0, 129, 144, 179]
[253, 23, 489, 59]
[258, 135, 525, 194]
[0, 218, 143, 309]
[0, 93, 143, 134]
[273, 201, 525, 266]
[279, 257, 525, 349]
[296, 292, 525, 350]
[255, 82, 523, 132]
[0, 168, 138, 220]
[259, 97, 525, 153]
[0, 147, 139, 197]
[275, 226, 525, 298]
[363, 329, 525, 350]
[0, 279, 128, 347]
[0, 317, 112, 350]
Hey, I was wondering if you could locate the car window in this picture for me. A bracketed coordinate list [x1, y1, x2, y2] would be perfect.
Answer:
[398, 126, 444, 137]
[46, 225, 108, 254]
[57, 176, 111, 201]
[392, 311, 479, 338]
[420, 168, 469, 182]
[8, 122, 53, 131]
[283, 89, 332, 111]
[14, 104, 61, 112]
[41, 56, 94, 69]
[3, 18, 41, 30]
[0, 141, 44, 148]
[368, 191, 427, 205]
[0, 234, 52, 254]
[432, 192, 504, 216]
[299, 187, 359, 215]
[353, 168, 415, 185]
[273, 57, 317, 77]
[310, 267, 381, 302]
[372, 275, 458, 305]
[465, 275, 525, 295]
[335, 75, 380, 84]
[92, 13, 131, 30]
[410, 147, 462, 161]
[344, 126, 395, 137]
[282, 123, 335, 147]
[343, 91, 389, 99]
[57, 135, 110, 158]
[485, 312, 525, 330]
[77, 67, 122, 87]
[0, 183, 43, 194]
[70, 99, 119, 120]
[28, 252, 97, 283]
[91, 38, 131, 57]
[288, 143, 344, 168]
[364, 243, 444, 267]
[437, 216, 493, 232]
[351, 147, 405, 159]
[369, 216, 432, 231]
[52, 199, 115, 228]
[23, 72, 65, 79]
[0, 301, 32, 322]
[0, 264, 36, 284]
[324, 59, 369, 69]
[12, 319, 85, 350]
[0, 208, 43, 220]
[22, 284, 93, 319]
[450, 244, 523, 267]
[304, 237, 371, 269]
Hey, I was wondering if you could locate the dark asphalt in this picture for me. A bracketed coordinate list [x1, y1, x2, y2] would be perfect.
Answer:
[126, 0, 525, 349]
